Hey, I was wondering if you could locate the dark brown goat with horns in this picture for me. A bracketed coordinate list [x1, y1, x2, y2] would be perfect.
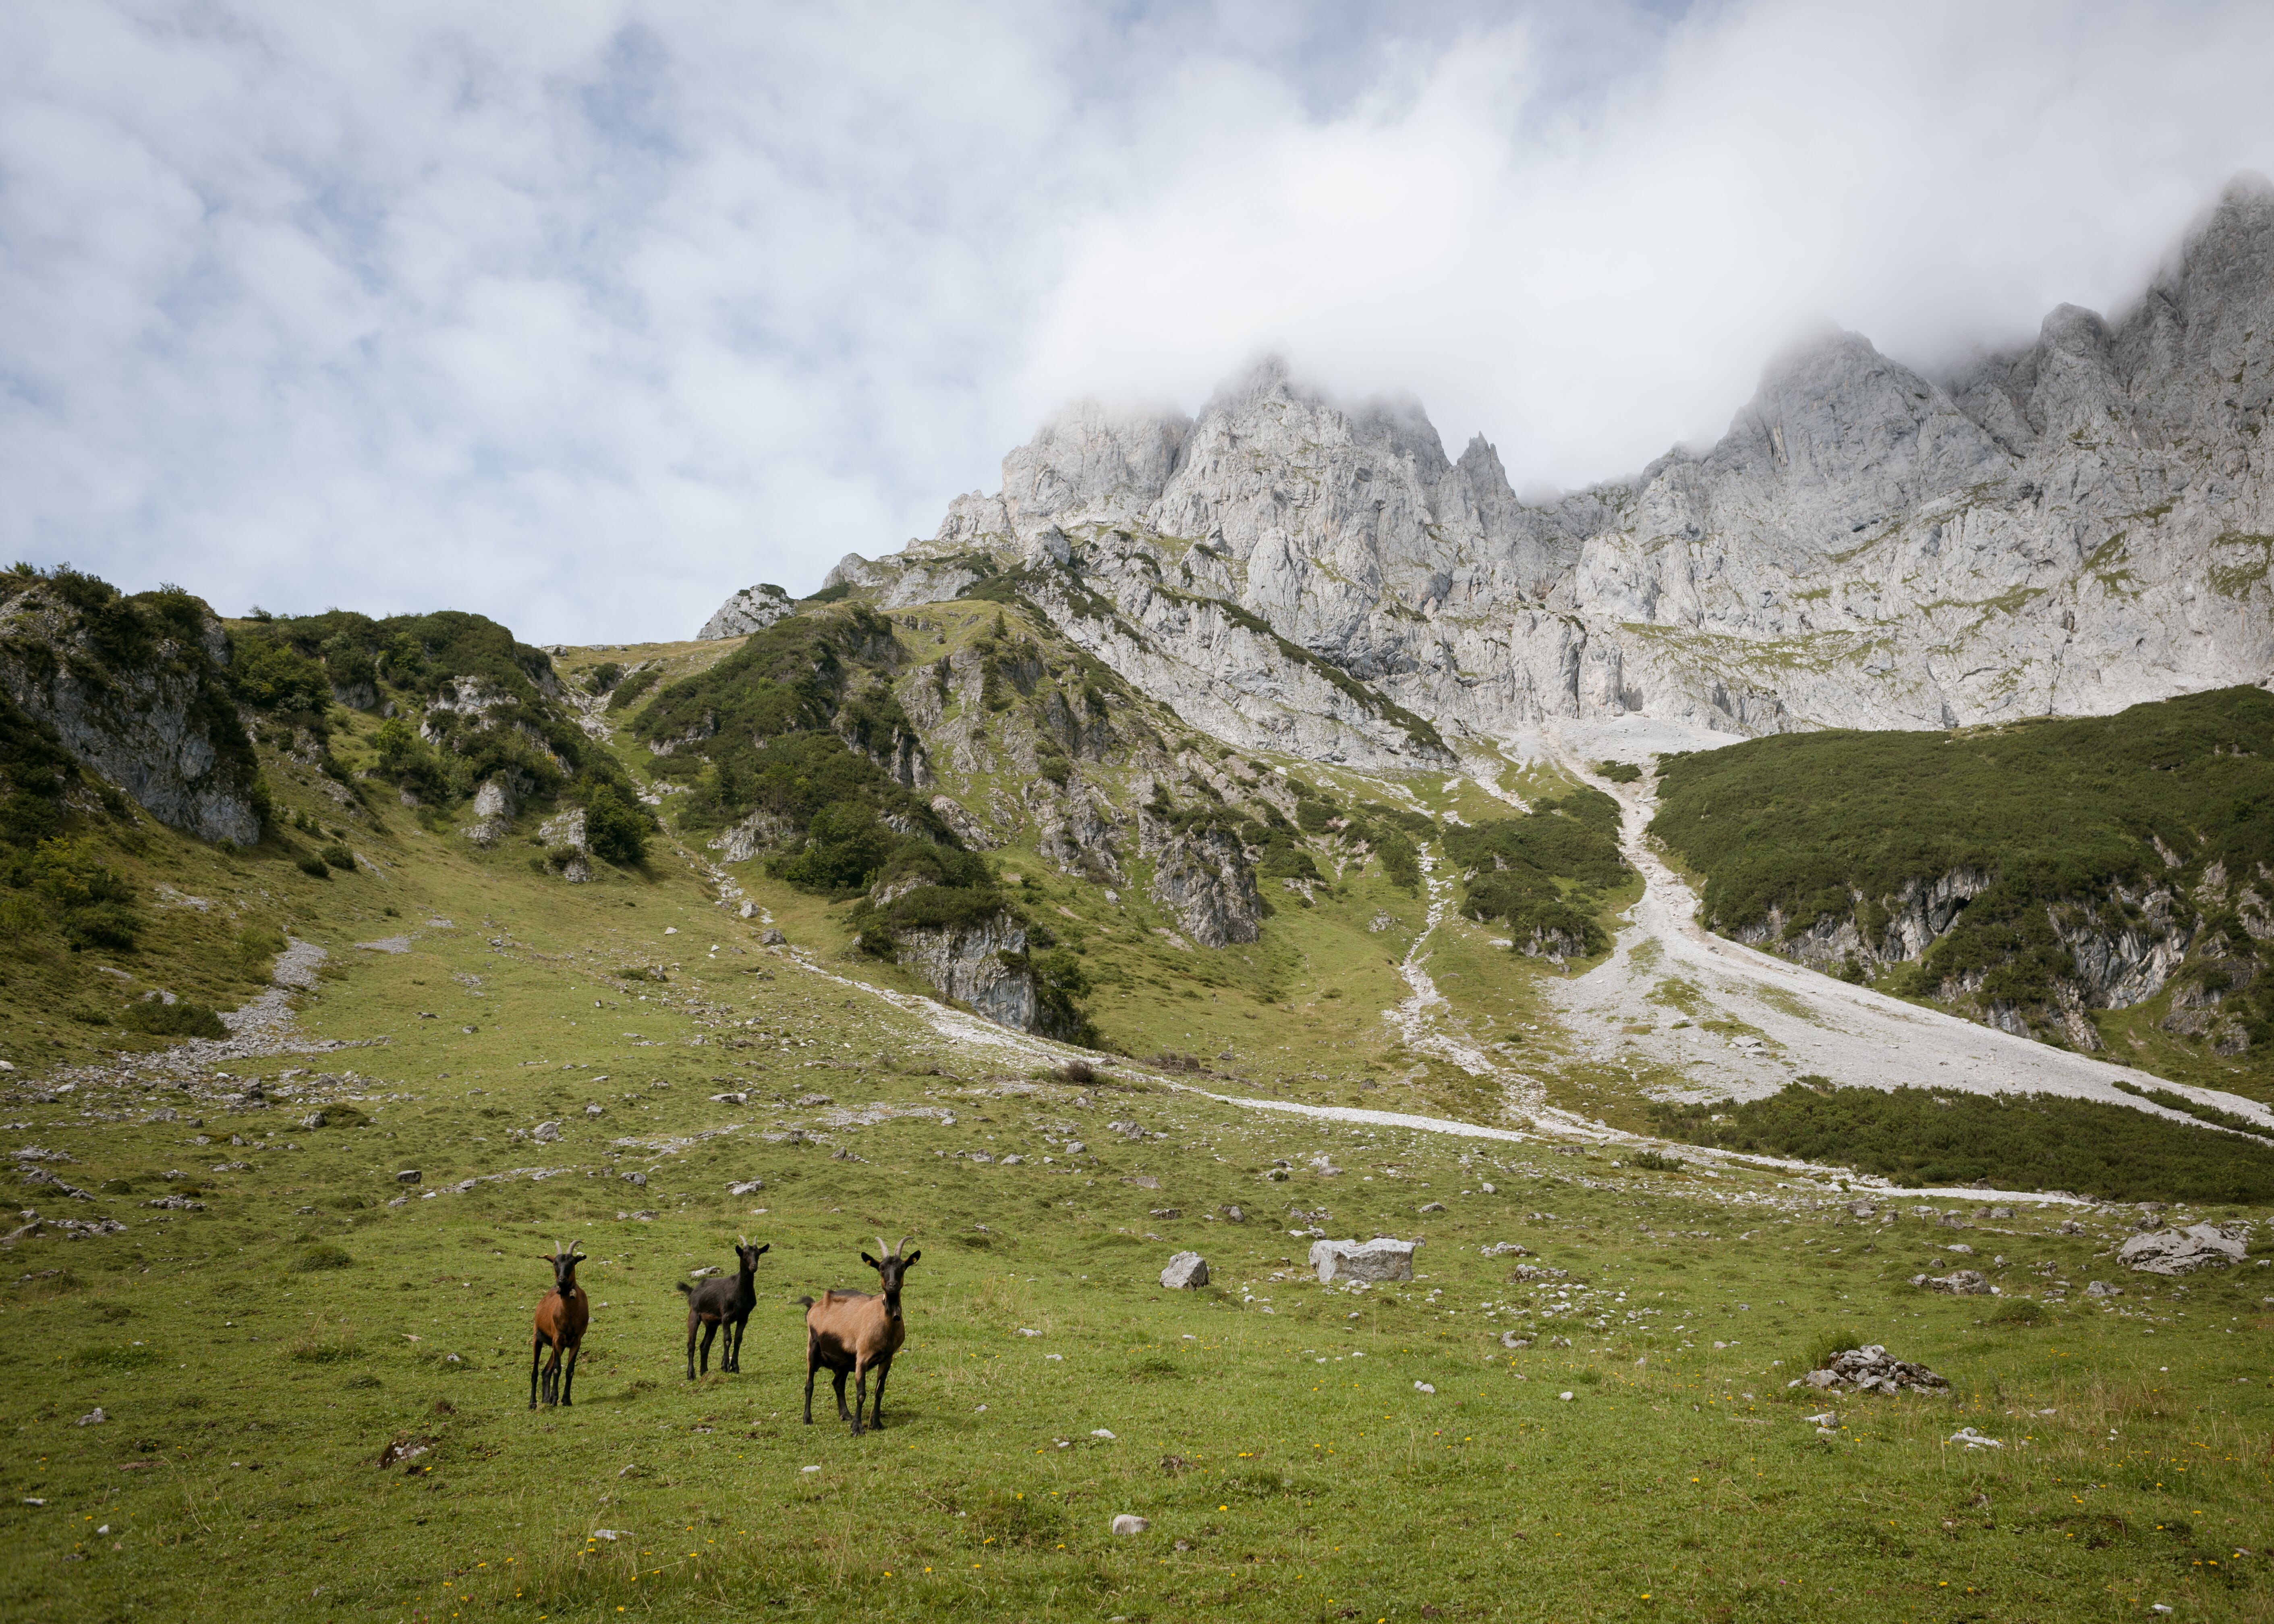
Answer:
[676, 1236, 769, 1380]
[798, 1235, 920, 1435]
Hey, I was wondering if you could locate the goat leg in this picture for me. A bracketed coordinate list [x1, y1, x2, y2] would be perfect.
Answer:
[698, 1320, 718, 1378]
[803, 1352, 818, 1425]
[562, 1344, 580, 1407]
[870, 1356, 891, 1430]
[684, 1313, 699, 1382]
[831, 1368, 850, 1423]
[529, 1338, 543, 1410]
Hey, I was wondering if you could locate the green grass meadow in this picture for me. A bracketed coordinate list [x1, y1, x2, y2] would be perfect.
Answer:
[8, 864, 2274, 1622]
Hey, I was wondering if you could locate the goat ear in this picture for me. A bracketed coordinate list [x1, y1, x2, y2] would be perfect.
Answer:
[754, 1243, 771, 1257]
[860, 1252, 881, 1270]
[901, 1249, 921, 1269]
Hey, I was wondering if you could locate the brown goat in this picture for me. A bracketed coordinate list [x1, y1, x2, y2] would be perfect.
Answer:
[677, 1237, 769, 1380]
[799, 1235, 920, 1435]
[528, 1239, 589, 1409]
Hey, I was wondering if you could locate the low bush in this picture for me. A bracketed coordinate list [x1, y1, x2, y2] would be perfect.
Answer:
[289, 1243, 355, 1272]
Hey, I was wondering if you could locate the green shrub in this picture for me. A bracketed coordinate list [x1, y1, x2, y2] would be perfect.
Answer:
[289, 1243, 354, 1272]
[119, 1000, 228, 1040]
[582, 783, 649, 866]
[1991, 1299, 2051, 1327]
[1595, 760, 1642, 784]
[320, 842, 355, 870]
[293, 850, 330, 879]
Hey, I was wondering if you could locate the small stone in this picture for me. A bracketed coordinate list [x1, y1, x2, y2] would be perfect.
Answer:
[727, 1179, 764, 1196]
[1413, 1381, 1435, 1394]
[77, 1407, 107, 1426]
[2085, 1280, 2121, 1297]
[759, 929, 787, 946]
[1091, 1429, 1116, 1440]
[532, 1122, 561, 1143]
[621, 1171, 646, 1187]
[1419, 1201, 1446, 1214]
[1558, 1391, 1575, 1401]
[1499, 1332, 1530, 1350]
[1110, 1514, 1148, 1536]
[1479, 1182, 1496, 1195]
[585, 1104, 604, 1117]
[394, 1169, 421, 1185]
[1222, 1205, 1245, 1223]
[1159, 1251, 1209, 1290]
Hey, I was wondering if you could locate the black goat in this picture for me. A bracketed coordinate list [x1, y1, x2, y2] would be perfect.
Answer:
[676, 1237, 769, 1380]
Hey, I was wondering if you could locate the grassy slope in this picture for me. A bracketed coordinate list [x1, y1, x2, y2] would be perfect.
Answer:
[8, 884, 2273, 1622]
[6, 626, 2274, 1620]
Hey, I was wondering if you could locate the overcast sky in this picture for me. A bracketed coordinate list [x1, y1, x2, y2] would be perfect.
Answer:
[4, 0, 2273, 644]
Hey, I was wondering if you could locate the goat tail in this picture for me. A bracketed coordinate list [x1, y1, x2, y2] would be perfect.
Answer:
[795, 1295, 815, 1310]
[675, 1281, 693, 1296]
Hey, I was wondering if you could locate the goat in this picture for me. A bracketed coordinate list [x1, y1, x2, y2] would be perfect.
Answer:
[528, 1239, 589, 1409]
[677, 1237, 770, 1380]
[798, 1235, 920, 1435]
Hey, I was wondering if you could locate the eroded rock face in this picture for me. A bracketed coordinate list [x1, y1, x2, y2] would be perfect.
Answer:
[835, 176, 2274, 752]
[697, 584, 795, 641]
[1148, 827, 1260, 948]
[0, 578, 261, 844]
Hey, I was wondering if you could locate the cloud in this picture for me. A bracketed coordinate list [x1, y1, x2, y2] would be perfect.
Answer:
[0, 0, 2270, 640]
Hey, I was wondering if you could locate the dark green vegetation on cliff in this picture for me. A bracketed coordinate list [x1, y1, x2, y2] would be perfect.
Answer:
[1445, 786, 1629, 959]
[1650, 1081, 2274, 1203]
[1652, 687, 2274, 1071]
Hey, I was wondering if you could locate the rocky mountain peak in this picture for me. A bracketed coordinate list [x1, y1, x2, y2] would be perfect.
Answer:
[722, 174, 2274, 752]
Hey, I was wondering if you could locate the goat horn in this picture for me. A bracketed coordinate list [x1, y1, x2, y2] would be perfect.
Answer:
[896, 1235, 912, 1257]
[876, 1235, 889, 1259]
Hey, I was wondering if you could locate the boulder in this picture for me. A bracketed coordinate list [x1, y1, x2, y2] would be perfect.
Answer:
[1309, 1237, 1418, 1284]
[1159, 1251, 1209, 1290]
[2120, 1223, 2249, 1275]
[532, 1121, 562, 1144]
[1109, 1514, 1148, 1536]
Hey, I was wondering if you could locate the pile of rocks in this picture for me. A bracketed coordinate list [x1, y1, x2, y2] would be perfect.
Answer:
[1911, 1267, 1994, 1295]
[1797, 1345, 1950, 1395]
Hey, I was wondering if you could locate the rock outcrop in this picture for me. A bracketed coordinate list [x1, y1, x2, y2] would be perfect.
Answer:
[0, 575, 262, 845]
[698, 584, 795, 641]
[2119, 1222, 2249, 1274]
[817, 175, 2274, 755]
[1147, 827, 1261, 948]
[890, 909, 1037, 1032]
